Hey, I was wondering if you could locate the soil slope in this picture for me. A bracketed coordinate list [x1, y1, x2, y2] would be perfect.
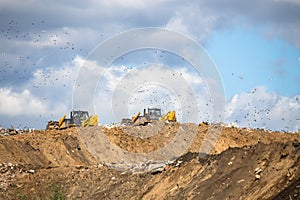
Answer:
[0, 123, 299, 199]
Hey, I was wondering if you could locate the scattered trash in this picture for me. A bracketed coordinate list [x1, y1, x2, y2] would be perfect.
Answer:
[103, 124, 118, 130]
[255, 167, 262, 180]
[255, 167, 262, 174]
[237, 179, 244, 183]
[255, 174, 261, 180]
[227, 123, 239, 128]
[0, 125, 34, 136]
[0, 162, 36, 190]
[103, 159, 176, 174]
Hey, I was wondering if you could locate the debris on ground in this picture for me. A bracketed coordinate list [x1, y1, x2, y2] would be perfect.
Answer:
[0, 123, 299, 199]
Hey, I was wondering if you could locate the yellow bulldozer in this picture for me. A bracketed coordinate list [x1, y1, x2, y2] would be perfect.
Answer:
[46, 110, 98, 130]
[159, 110, 176, 122]
[122, 108, 176, 126]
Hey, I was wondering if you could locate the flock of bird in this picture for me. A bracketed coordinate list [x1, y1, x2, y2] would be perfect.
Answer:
[0, 19, 299, 131]
[0, 20, 81, 88]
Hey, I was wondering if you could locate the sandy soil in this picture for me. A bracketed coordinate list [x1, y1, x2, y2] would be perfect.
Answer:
[0, 123, 299, 199]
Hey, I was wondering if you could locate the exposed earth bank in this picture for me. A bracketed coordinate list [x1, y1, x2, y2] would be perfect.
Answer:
[0, 123, 299, 199]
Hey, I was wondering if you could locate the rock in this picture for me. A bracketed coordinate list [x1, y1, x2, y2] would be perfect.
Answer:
[1, 168, 8, 173]
[0, 184, 6, 191]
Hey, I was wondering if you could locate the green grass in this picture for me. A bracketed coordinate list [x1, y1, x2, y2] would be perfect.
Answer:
[17, 183, 66, 200]
[49, 183, 66, 200]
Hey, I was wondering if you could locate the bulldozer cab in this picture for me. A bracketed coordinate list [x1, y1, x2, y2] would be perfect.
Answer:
[147, 108, 162, 120]
[71, 111, 89, 126]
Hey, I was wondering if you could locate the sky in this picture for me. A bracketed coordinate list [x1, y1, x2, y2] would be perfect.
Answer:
[0, 0, 299, 132]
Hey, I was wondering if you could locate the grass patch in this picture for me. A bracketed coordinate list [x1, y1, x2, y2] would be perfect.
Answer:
[49, 183, 66, 200]
[17, 183, 66, 200]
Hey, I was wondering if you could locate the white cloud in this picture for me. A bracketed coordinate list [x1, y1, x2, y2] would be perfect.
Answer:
[165, 5, 219, 43]
[1, 57, 299, 133]
[0, 88, 47, 116]
[0, 56, 84, 128]
[166, 17, 190, 36]
[93, 64, 212, 124]
[225, 86, 300, 132]
[1, 0, 300, 49]
[1, 0, 300, 130]
[273, 0, 300, 4]
[29, 56, 82, 96]
[164, 0, 300, 48]
[97, 0, 171, 9]
[93, 66, 300, 132]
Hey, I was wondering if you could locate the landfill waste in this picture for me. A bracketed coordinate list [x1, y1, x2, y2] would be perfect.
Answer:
[0, 125, 34, 136]
[0, 123, 299, 199]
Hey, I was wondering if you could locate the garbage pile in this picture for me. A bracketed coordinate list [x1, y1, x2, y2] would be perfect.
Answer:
[0, 125, 34, 136]
[0, 162, 36, 191]
[104, 159, 176, 174]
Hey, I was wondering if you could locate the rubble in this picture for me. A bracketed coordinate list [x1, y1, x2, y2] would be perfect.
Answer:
[0, 162, 36, 191]
[103, 159, 176, 174]
[0, 125, 34, 136]
[27, 169, 35, 174]
[0, 123, 298, 199]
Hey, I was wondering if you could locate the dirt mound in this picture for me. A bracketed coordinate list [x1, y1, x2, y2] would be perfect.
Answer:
[0, 128, 96, 168]
[174, 141, 300, 200]
[0, 123, 299, 199]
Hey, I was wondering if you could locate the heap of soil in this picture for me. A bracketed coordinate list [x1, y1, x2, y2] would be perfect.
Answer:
[0, 123, 299, 199]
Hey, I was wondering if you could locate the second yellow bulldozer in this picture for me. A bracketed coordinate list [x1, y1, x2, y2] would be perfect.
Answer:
[125, 108, 176, 126]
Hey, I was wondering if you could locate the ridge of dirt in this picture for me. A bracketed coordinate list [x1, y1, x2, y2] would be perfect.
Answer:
[0, 128, 97, 168]
[0, 124, 299, 199]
